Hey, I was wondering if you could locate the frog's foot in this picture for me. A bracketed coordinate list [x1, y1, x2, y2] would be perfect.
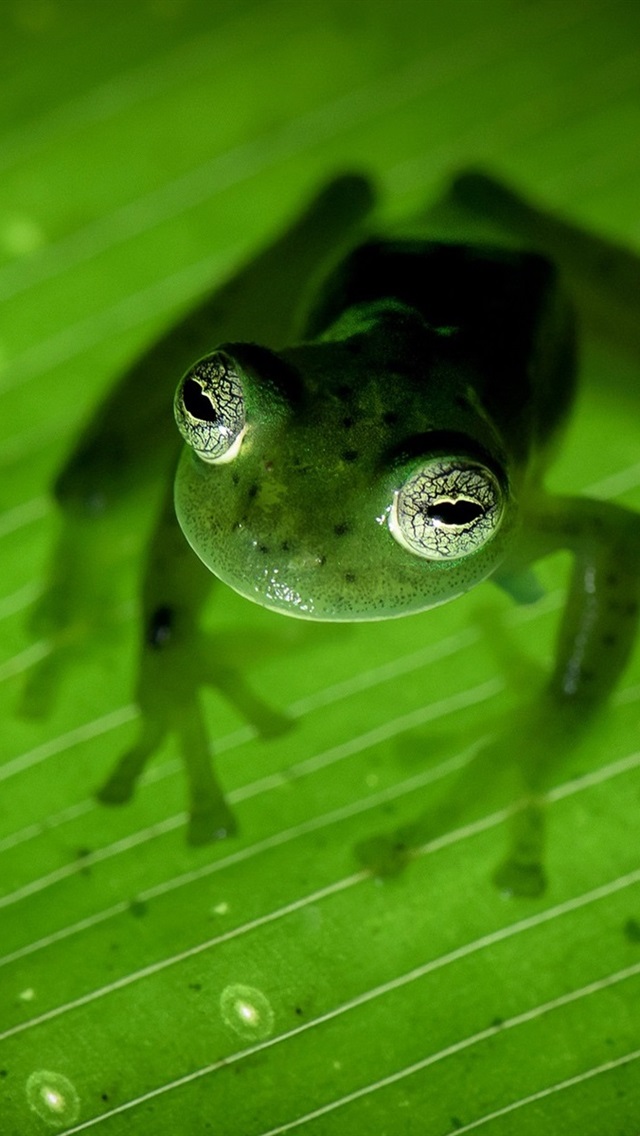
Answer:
[20, 641, 68, 719]
[97, 700, 237, 845]
[355, 824, 417, 878]
[493, 857, 546, 898]
[493, 800, 547, 898]
[97, 630, 292, 844]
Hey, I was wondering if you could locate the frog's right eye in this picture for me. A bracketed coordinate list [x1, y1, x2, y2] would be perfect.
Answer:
[174, 352, 246, 464]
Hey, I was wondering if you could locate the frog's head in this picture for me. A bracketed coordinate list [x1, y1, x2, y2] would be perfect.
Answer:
[173, 307, 518, 621]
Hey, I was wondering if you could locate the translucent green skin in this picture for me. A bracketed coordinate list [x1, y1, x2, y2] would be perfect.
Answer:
[33, 173, 640, 864]
[175, 240, 571, 621]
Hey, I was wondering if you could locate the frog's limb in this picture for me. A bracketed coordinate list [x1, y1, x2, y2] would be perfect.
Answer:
[97, 483, 291, 844]
[534, 495, 640, 708]
[491, 494, 640, 890]
[444, 169, 640, 359]
[55, 173, 376, 514]
[492, 566, 545, 605]
[358, 499, 640, 892]
[26, 174, 374, 732]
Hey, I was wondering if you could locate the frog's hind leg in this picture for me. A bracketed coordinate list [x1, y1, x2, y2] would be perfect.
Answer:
[442, 169, 640, 361]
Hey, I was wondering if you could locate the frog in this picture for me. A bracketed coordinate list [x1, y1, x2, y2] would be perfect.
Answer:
[25, 171, 640, 883]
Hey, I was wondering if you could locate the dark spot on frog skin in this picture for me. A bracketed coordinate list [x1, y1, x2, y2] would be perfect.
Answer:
[344, 572, 357, 583]
[601, 632, 617, 647]
[341, 449, 359, 462]
[334, 521, 350, 536]
[623, 917, 640, 943]
[342, 415, 355, 429]
[382, 410, 398, 426]
[148, 605, 174, 647]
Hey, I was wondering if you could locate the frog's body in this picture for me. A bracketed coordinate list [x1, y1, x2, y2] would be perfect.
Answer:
[28, 173, 640, 877]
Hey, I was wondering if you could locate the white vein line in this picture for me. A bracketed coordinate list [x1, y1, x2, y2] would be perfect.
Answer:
[443, 1049, 640, 1135]
[0, 581, 39, 620]
[0, 873, 364, 1043]
[0, 680, 500, 909]
[0, 625, 482, 781]
[389, 39, 640, 200]
[0, 0, 592, 314]
[0, 7, 618, 406]
[0, 640, 50, 682]
[0, 0, 287, 175]
[0, 581, 637, 862]
[0, 742, 483, 969]
[0, 706, 136, 785]
[1, 246, 233, 393]
[254, 965, 640, 1136]
[587, 460, 640, 500]
[45, 917, 640, 1135]
[0, 495, 49, 537]
[3, 756, 640, 1040]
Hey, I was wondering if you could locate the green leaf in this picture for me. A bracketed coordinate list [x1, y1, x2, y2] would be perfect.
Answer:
[1, 2, 640, 1133]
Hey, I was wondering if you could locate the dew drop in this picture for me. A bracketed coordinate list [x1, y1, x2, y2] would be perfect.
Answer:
[26, 1070, 80, 1128]
[220, 983, 274, 1041]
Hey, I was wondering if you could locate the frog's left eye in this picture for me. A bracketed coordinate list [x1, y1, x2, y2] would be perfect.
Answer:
[174, 352, 246, 464]
[389, 457, 504, 561]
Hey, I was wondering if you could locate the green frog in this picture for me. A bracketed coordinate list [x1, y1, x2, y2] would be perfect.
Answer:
[26, 173, 640, 887]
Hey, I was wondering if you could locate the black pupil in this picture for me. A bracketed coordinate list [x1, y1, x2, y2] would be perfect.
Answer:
[183, 378, 218, 423]
[426, 499, 484, 525]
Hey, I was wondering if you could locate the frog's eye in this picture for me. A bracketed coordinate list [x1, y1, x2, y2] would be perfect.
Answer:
[174, 352, 246, 464]
[389, 458, 504, 561]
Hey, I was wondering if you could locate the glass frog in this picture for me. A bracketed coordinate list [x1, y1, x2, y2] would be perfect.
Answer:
[26, 172, 640, 881]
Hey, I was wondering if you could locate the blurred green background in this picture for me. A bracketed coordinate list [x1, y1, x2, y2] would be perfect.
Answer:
[1, 1, 640, 1133]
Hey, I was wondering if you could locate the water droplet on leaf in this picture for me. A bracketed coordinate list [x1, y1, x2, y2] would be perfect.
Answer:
[26, 1070, 80, 1127]
[220, 984, 274, 1041]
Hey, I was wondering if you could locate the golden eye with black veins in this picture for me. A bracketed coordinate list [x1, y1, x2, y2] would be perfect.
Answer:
[174, 352, 246, 464]
[389, 457, 504, 561]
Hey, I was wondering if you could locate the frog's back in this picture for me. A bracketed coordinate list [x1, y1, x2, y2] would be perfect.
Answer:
[308, 238, 577, 475]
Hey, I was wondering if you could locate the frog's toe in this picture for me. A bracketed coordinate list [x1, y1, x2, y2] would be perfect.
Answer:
[355, 832, 410, 878]
[187, 800, 237, 846]
[255, 707, 292, 740]
[19, 644, 71, 719]
[97, 720, 165, 805]
[493, 856, 547, 898]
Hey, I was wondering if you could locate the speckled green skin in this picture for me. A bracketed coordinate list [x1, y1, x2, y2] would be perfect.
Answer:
[175, 241, 572, 620]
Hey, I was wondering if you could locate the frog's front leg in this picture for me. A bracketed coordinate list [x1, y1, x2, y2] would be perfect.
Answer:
[97, 483, 290, 845]
[493, 494, 640, 890]
[531, 494, 640, 715]
[359, 496, 640, 893]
